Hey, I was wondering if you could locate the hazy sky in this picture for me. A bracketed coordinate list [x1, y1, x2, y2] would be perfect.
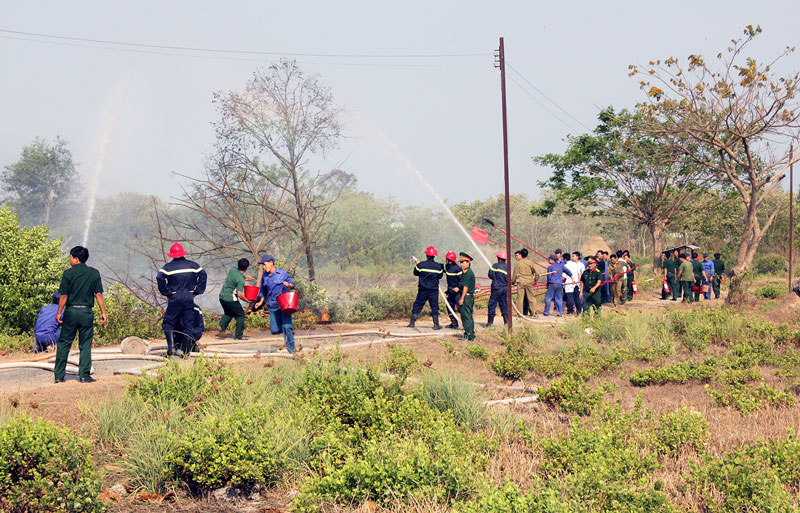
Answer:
[2, 1, 799, 207]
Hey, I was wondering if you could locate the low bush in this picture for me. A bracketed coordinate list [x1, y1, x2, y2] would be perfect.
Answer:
[706, 381, 795, 414]
[653, 407, 709, 456]
[383, 345, 419, 380]
[0, 415, 105, 513]
[417, 370, 488, 430]
[753, 254, 788, 275]
[490, 341, 531, 380]
[94, 284, 164, 344]
[343, 287, 418, 322]
[537, 375, 612, 415]
[0, 332, 32, 353]
[629, 359, 717, 386]
[530, 344, 626, 381]
[466, 344, 490, 360]
[755, 284, 787, 300]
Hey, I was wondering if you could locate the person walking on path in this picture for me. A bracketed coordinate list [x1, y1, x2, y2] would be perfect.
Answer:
[607, 254, 620, 308]
[157, 243, 207, 357]
[543, 255, 573, 317]
[218, 258, 251, 340]
[713, 253, 726, 299]
[444, 251, 463, 329]
[458, 253, 476, 341]
[487, 250, 509, 326]
[254, 255, 297, 353]
[677, 253, 695, 303]
[407, 246, 445, 329]
[580, 256, 604, 315]
[33, 292, 61, 353]
[701, 253, 715, 300]
[623, 251, 636, 302]
[53, 246, 106, 383]
[564, 251, 585, 315]
[691, 252, 706, 303]
[512, 249, 538, 317]
[669, 249, 681, 301]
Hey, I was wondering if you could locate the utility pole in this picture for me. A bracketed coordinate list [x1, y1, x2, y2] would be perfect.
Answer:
[790, 143, 794, 291]
[495, 37, 512, 332]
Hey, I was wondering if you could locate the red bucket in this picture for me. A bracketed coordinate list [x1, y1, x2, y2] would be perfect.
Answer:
[244, 285, 259, 302]
[691, 286, 699, 292]
[277, 291, 298, 314]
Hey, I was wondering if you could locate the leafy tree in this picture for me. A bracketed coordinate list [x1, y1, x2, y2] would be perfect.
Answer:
[533, 108, 715, 269]
[630, 26, 800, 302]
[214, 59, 348, 282]
[0, 207, 65, 334]
[1, 137, 79, 226]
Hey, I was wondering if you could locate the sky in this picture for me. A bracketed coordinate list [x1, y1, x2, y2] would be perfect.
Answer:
[2, 1, 799, 208]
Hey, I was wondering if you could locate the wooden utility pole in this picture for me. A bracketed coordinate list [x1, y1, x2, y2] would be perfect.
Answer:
[495, 37, 512, 332]
[790, 143, 794, 291]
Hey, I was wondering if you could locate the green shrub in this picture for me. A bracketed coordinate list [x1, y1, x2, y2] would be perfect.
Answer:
[706, 381, 795, 414]
[0, 332, 32, 353]
[629, 359, 717, 386]
[753, 254, 788, 275]
[0, 415, 105, 513]
[653, 407, 709, 456]
[94, 283, 163, 344]
[466, 344, 490, 360]
[383, 345, 419, 380]
[755, 284, 787, 300]
[490, 342, 531, 380]
[417, 370, 488, 430]
[344, 287, 418, 322]
[537, 375, 612, 415]
[0, 206, 65, 335]
[166, 403, 287, 491]
[128, 358, 243, 409]
[531, 344, 626, 381]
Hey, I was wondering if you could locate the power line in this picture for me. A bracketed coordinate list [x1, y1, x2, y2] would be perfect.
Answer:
[506, 74, 580, 133]
[0, 28, 488, 59]
[506, 61, 593, 132]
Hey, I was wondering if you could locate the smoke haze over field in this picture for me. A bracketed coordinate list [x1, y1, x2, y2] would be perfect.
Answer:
[2, 1, 800, 207]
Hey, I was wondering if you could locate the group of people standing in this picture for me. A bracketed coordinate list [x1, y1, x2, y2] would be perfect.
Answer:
[662, 250, 725, 303]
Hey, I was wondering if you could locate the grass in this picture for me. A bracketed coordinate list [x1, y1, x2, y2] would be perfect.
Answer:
[0, 333, 32, 353]
[417, 369, 489, 431]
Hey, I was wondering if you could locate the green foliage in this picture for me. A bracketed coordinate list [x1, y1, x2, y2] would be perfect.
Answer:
[755, 283, 787, 299]
[752, 254, 788, 275]
[0, 332, 32, 353]
[490, 341, 532, 380]
[0, 415, 104, 513]
[629, 359, 717, 386]
[166, 404, 286, 491]
[0, 206, 65, 335]
[706, 380, 795, 414]
[94, 284, 163, 344]
[417, 370, 488, 430]
[530, 344, 626, 381]
[344, 287, 418, 322]
[537, 375, 612, 416]
[466, 344, 490, 360]
[383, 345, 419, 380]
[653, 407, 709, 455]
[127, 358, 240, 409]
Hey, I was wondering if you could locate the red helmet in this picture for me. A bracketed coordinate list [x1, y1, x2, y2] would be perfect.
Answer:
[496, 250, 507, 260]
[445, 251, 457, 262]
[425, 246, 438, 257]
[167, 242, 187, 258]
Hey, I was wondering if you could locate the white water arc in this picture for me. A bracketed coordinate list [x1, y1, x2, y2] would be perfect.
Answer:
[82, 76, 130, 246]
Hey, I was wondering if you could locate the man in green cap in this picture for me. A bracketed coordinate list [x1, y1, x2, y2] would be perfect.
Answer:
[677, 253, 694, 303]
[580, 256, 604, 315]
[218, 258, 251, 340]
[54, 246, 107, 383]
[712, 253, 725, 299]
[458, 252, 476, 341]
[690, 252, 707, 303]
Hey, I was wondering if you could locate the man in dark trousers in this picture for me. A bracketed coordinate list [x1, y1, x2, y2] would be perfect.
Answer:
[408, 246, 444, 329]
[54, 246, 107, 383]
[690, 252, 706, 303]
[218, 258, 251, 340]
[254, 255, 296, 354]
[487, 250, 509, 326]
[458, 253, 476, 341]
[157, 242, 207, 357]
[713, 253, 725, 299]
[544, 254, 573, 317]
[443, 251, 463, 329]
[33, 292, 61, 352]
[580, 256, 604, 315]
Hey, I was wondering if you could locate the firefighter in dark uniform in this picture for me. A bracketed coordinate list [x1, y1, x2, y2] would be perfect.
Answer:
[408, 246, 444, 329]
[487, 250, 508, 326]
[580, 256, 604, 315]
[54, 246, 107, 383]
[444, 251, 463, 329]
[173, 302, 205, 355]
[156, 243, 207, 356]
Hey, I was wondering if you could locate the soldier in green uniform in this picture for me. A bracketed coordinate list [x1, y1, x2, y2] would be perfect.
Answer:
[458, 252, 476, 341]
[580, 256, 604, 315]
[677, 253, 694, 303]
[670, 249, 681, 300]
[661, 251, 677, 301]
[690, 252, 706, 303]
[712, 253, 725, 299]
[54, 246, 106, 383]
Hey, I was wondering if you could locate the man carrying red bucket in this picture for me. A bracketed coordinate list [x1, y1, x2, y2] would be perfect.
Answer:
[254, 255, 297, 354]
[217, 258, 252, 340]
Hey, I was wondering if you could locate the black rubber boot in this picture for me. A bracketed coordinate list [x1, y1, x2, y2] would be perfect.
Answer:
[486, 315, 494, 327]
[448, 315, 459, 329]
[432, 315, 442, 330]
[502, 314, 508, 325]
[165, 331, 184, 357]
[407, 314, 417, 328]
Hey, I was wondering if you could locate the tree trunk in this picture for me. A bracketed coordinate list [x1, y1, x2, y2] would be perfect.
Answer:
[648, 222, 665, 271]
[726, 195, 764, 305]
[290, 167, 316, 283]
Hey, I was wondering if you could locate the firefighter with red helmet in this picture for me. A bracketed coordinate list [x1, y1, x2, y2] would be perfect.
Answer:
[156, 243, 207, 356]
[444, 251, 463, 329]
[487, 250, 508, 326]
[407, 246, 444, 329]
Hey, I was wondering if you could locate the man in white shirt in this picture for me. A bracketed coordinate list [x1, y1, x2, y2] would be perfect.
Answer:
[564, 251, 585, 315]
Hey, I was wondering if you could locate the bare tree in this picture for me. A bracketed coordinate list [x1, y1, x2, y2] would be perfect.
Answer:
[214, 59, 346, 282]
[631, 26, 800, 302]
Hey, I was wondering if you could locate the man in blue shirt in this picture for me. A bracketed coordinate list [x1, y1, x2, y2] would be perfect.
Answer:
[701, 253, 715, 300]
[544, 255, 572, 317]
[33, 292, 61, 352]
[254, 254, 296, 354]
